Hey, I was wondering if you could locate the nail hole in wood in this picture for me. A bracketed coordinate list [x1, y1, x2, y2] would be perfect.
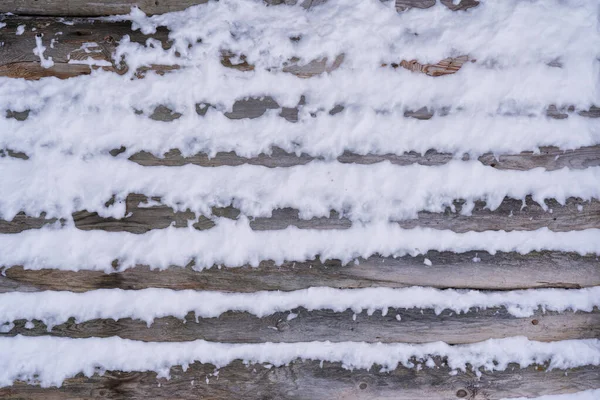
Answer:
[532, 319, 539, 325]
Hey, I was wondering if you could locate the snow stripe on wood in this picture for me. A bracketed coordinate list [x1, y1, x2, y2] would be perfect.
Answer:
[2, 158, 599, 222]
[0, 336, 598, 388]
[1, 286, 597, 325]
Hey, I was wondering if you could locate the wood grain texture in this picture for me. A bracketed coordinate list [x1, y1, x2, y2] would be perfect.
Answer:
[398, 55, 472, 77]
[2, 251, 598, 293]
[3, 309, 598, 344]
[0, 17, 342, 80]
[0, 0, 482, 16]
[0, 0, 329, 17]
[125, 145, 600, 170]
[1, 195, 597, 234]
[1, 361, 598, 400]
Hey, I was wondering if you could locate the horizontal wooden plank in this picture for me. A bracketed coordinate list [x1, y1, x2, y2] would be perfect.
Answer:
[125, 145, 600, 170]
[3, 308, 598, 344]
[3, 145, 600, 173]
[2, 195, 597, 234]
[2, 250, 598, 293]
[1, 361, 597, 400]
[0, 0, 331, 17]
[0, 17, 343, 80]
[0, 0, 480, 17]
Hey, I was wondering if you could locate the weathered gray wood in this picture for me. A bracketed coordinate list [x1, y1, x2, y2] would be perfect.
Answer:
[125, 145, 600, 170]
[478, 145, 600, 170]
[0, 17, 342, 80]
[1, 361, 597, 400]
[0, 0, 484, 16]
[0, 18, 176, 79]
[2, 251, 598, 293]
[0, 0, 330, 17]
[1, 195, 597, 234]
[3, 308, 598, 344]
[396, 0, 436, 12]
[0, 0, 211, 16]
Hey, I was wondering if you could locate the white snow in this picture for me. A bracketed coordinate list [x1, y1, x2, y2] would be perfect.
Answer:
[0, 0, 598, 160]
[0, 286, 597, 328]
[1, 157, 598, 221]
[503, 390, 600, 400]
[67, 58, 112, 67]
[0, 336, 598, 388]
[33, 34, 54, 69]
[0, 0, 599, 393]
[1, 223, 599, 271]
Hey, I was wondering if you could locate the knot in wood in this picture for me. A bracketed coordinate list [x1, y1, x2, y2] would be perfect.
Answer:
[276, 320, 290, 331]
[456, 389, 468, 398]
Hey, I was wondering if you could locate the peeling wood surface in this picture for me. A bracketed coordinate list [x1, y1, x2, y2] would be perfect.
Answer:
[2, 251, 598, 293]
[398, 55, 473, 77]
[1, 195, 598, 234]
[3, 309, 598, 344]
[1, 361, 598, 400]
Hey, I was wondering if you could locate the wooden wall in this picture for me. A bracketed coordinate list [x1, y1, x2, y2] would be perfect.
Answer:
[0, 0, 599, 399]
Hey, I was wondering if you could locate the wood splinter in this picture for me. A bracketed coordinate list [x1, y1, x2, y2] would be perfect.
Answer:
[386, 55, 473, 77]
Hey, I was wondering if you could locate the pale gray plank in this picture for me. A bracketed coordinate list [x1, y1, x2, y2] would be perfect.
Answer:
[1, 361, 597, 399]
[3, 308, 598, 344]
[2, 251, 598, 292]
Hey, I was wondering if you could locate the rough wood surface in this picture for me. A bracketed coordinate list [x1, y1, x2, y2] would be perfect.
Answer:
[0, 0, 331, 17]
[1, 0, 481, 16]
[3, 308, 598, 344]
[2, 251, 598, 293]
[1, 195, 597, 234]
[1, 361, 597, 400]
[124, 145, 600, 170]
[398, 55, 472, 77]
[0, 18, 175, 79]
[0, 17, 342, 80]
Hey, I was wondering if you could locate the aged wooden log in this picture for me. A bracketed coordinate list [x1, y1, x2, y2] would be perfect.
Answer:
[2, 251, 598, 293]
[0, 0, 331, 17]
[3, 308, 598, 344]
[1, 195, 597, 234]
[0, 17, 180, 79]
[124, 145, 600, 170]
[1, 0, 481, 16]
[0, 17, 343, 80]
[1, 361, 597, 400]
[0, 0, 212, 16]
